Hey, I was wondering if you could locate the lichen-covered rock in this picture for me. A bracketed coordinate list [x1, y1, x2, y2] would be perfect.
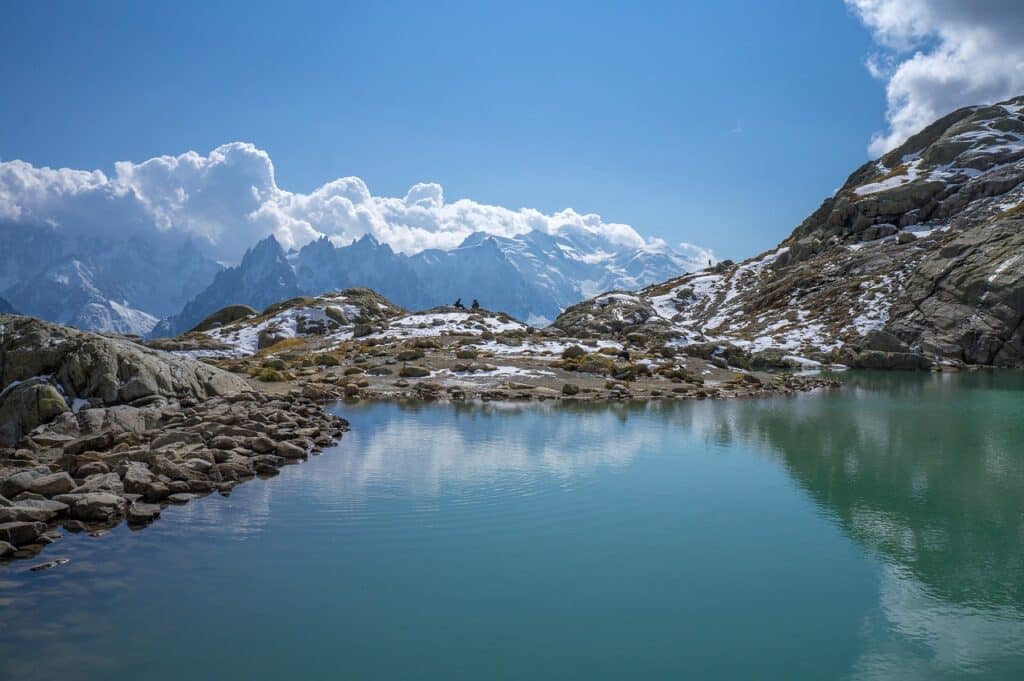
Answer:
[0, 378, 69, 445]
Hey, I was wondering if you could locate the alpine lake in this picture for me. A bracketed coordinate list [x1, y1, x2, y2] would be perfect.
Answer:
[2, 371, 1022, 680]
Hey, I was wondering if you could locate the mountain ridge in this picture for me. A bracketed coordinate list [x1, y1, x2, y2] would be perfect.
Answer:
[150, 228, 709, 337]
[552, 95, 1024, 368]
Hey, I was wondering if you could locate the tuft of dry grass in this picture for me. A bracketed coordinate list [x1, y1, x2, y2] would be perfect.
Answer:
[258, 337, 309, 356]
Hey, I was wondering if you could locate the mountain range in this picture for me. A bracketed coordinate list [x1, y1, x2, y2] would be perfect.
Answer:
[0, 223, 222, 335]
[0, 215, 706, 338]
[152, 228, 709, 337]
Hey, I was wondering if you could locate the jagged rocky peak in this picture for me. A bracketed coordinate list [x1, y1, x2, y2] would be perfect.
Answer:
[553, 96, 1024, 369]
[152, 234, 300, 338]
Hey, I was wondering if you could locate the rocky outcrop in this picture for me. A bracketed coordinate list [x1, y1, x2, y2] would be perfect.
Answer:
[887, 217, 1024, 365]
[189, 305, 258, 333]
[0, 381, 348, 560]
[0, 315, 249, 444]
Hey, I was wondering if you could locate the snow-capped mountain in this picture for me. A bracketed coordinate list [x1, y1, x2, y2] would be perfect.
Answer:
[291, 229, 707, 326]
[0, 223, 222, 335]
[151, 228, 708, 337]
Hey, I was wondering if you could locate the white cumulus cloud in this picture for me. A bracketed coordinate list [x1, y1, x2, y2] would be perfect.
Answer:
[847, 0, 1024, 155]
[0, 142, 659, 262]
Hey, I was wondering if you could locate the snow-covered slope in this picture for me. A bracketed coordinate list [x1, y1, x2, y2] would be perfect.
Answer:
[155, 288, 403, 357]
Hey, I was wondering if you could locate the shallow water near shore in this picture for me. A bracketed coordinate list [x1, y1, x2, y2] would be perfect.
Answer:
[1, 372, 1023, 680]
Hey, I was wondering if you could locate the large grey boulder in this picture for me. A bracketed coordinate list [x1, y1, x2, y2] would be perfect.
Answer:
[63, 492, 127, 522]
[28, 472, 76, 497]
[0, 520, 46, 546]
[0, 315, 249, 445]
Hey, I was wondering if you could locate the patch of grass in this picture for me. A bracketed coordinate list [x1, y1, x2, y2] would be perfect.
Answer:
[315, 353, 340, 366]
[997, 200, 1024, 220]
[251, 367, 287, 382]
[259, 337, 309, 355]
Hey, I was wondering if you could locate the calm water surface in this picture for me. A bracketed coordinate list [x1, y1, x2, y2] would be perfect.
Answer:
[1, 372, 1022, 680]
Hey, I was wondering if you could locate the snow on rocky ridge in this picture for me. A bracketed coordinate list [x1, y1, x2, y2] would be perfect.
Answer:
[553, 96, 1024, 369]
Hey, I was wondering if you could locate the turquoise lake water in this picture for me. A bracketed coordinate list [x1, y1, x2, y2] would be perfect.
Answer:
[1, 372, 1022, 680]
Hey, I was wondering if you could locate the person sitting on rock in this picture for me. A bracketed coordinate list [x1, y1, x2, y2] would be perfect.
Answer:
[471, 299, 480, 310]
[453, 298, 464, 309]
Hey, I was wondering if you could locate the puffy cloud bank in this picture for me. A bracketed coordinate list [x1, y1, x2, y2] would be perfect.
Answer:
[0, 142, 668, 262]
[847, 0, 1024, 155]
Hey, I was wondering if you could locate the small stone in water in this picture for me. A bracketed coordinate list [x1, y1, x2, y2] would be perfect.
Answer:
[29, 557, 70, 571]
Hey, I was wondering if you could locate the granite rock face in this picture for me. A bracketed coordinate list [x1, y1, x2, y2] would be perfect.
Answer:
[0, 315, 249, 444]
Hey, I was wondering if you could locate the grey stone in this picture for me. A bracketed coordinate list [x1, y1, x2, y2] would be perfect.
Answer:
[0, 521, 46, 546]
[29, 472, 76, 497]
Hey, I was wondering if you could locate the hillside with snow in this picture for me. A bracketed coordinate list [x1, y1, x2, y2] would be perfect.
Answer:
[554, 96, 1024, 369]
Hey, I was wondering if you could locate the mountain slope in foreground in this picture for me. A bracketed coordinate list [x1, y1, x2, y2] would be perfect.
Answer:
[555, 96, 1024, 368]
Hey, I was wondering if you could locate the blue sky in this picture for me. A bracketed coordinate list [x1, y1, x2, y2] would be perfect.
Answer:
[0, 1, 1010, 260]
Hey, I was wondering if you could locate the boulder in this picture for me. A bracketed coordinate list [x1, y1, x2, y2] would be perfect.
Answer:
[0, 379, 69, 445]
[861, 330, 911, 354]
[275, 441, 307, 460]
[249, 435, 275, 453]
[70, 472, 124, 495]
[0, 316, 249, 438]
[123, 463, 155, 494]
[1, 470, 43, 498]
[126, 502, 162, 524]
[0, 520, 46, 546]
[0, 499, 68, 523]
[29, 472, 76, 497]
[67, 493, 126, 522]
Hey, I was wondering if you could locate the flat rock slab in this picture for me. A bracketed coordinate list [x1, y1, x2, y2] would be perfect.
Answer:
[0, 521, 46, 547]
[126, 503, 162, 524]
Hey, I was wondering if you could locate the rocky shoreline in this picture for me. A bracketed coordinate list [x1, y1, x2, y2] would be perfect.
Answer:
[0, 388, 347, 562]
[1, 312, 840, 565]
